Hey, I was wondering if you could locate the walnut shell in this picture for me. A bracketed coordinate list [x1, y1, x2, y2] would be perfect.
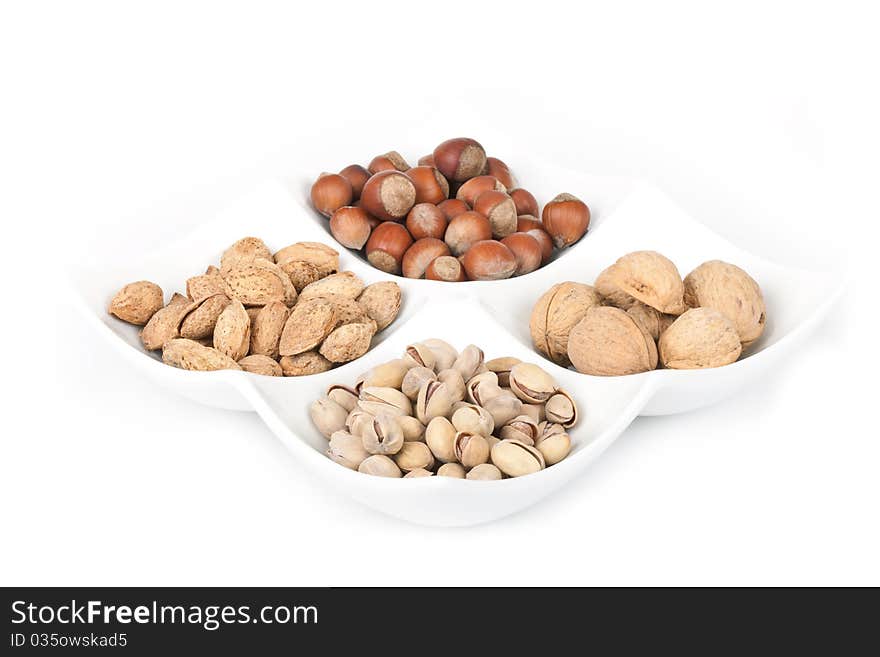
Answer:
[625, 302, 662, 341]
[567, 306, 658, 376]
[658, 307, 742, 369]
[599, 251, 686, 315]
[529, 282, 603, 366]
[683, 260, 766, 345]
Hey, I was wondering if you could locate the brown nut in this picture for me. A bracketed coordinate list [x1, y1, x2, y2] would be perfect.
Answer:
[365, 222, 414, 274]
[455, 175, 507, 206]
[357, 281, 402, 331]
[319, 322, 375, 363]
[249, 301, 289, 359]
[368, 150, 410, 174]
[517, 216, 554, 265]
[491, 439, 545, 477]
[599, 251, 687, 315]
[274, 242, 339, 277]
[338, 164, 371, 200]
[683, 260, 766, 345]
[510, 188, 539, 217]
[310, 173, 352, 217]
[405, 166, 450, 205]
[433, 138, 487, 182]
[406, 203, 448, 240]
[542, 193, 590, 248]
[237, 354, 282, 376]
[279, 351, 333, 376]
[567, 306, 658, 376]
[530, 281, 604, 365]
[444, 211, 492, 256]
[418, 153, 435, 167]
[453, 432, 490, 468]
[500, 232, 543, 276]
[437, 198, 470, 221]
[109, 281, 164, 326]
[425, 256, 467, 282]
[460, 240, 517, 281]
[161, 338, 241, 372]
[278, 298, 336, 355]
[401, 238, 451, 279]
[360, 170, 417, 221]
[658, 307, 742, 369]
[213, 299, 250, 361]
[473, 190, 517, 239]
[485, 157, 514, 189]
[329, 206, 372, 250]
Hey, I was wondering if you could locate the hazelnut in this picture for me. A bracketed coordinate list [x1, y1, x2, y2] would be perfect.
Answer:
[516, 215, 554, 264]
[368, 150, 410, 174]
[455, 175, 506, 206]
[310, 173, 353, 217]
[432, 137, 487, 182]
[486, 157, 515, 189]
[418, 154, 435, 167]
[360, 170, 417, 221]
[500, 232, 542, 276]
[401, 238, 451, 279]
[405, 166, 450, 205]
[473, 190, 517, 239]
[406, 203, 448, 240]
[542, 193, 590, 248]
[338, 164, 371, 200]
[437, 198, 470, 221]
[329, 206, 372, 250]
[460, 240, 517, 281]
[509, 188, 539, 217]
[365, 222, 413, 275]
[425, 255, 467, 282]
[444, 211, 492, 256]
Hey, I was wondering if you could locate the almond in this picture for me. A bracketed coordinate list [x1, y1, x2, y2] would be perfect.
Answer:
[279, 260, 322, 293]
[108, 281, 164, 326]
[279, 351, 334, 376]
[278, 298, 336, 356]
[180, 294, 231, 339]
[220, 236, 272, 272]
[213, 300, 251, 360]
[317, 294, 371, 328]
[222, 263, 286, 306]
[319, 322, 376, 363]
[186, 265, 225, 302]
[238, 354, 283, 376]
[299, 271, 365, 301]
[162, 338, 242, 371]
[357, 281, 402, 331]
[274, 242, 339, 277]
[249, 301, 290, 359]
[141, 297, 197, 350]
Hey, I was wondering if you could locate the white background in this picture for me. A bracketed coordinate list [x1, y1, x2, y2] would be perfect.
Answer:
[1, 1, 878, 585]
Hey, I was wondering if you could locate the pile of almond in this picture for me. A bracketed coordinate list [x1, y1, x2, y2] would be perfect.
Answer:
[530, 251, 766, 374]
[108, 238, 402, 375]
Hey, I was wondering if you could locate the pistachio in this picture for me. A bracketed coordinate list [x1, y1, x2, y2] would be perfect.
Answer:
[436, 369, 465, 403]
[485, 356, 521, 387]
[346, 408, 374, 438]
[481, 392, 523, 428]
[416, 381, 452, 424]
[393, 441, 435, 472]
[358, 455, 402, 478]
[422, 338, 458, 371]
[538, 421, 567, 439]
[437, 463, 466, 478]
[309, 397, 349, 439]
[396, 415, 426, 442]
[508, 363, 556, 403]
[404, 468, 434, 478]
[453, 432, 490, 469]
[358, 386, 412, 417]
[465, 371, 499, 404]
[535, 431, 571, 466]
[452, 344, 484, 381]
[404, 343, 436, 370]
[425, 416, 457, 463]
[466, 463, 503, 481]
[356, 359, 411, 391]
[451, 404, 495, 437]
[499, 415, 539, 445]
[401, 366, 437, 401]
[491, 439, 545, 477]
[485, 435, 501, 453]
[327, 430, 370, 470]
[520, 403, 546, 424]
[361, 413, 405, 455]
[327, 384, 359, 413]
[544, 389, 578, 427]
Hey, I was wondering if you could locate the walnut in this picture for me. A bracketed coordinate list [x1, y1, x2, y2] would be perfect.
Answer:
[658, 308, 742, 369]
[683, 260, 765, 345]
[596, 251, 686, 315]
[566, 306, 658, 376]
[529, 282, 603, 366]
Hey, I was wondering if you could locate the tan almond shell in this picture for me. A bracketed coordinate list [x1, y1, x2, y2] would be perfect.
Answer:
[658, 307, 742, 369]
[683, 260, 766, 345]
[249, 301, 290, 359]
[604, 251, 687, 315]
[357, 281, 402, 331]
[108, 281, 164, 326]
[162, 338, 242, 371]
[222, 262, 287, 306]
[186, 266, 226, 303]
[279, 351, 333, 376]
[278, 298, 337, 356]
[299, 271, 365, 301]
[319, 322, 376, 363]
[279, 260, 322, 293]
[315, 294, 371, 328]
[213, 300, 251, 361]
[567, 306, 658, 376]
[141, 297, 198, 350]
[180, 294, 232, 339]
[220, 237, 272, 273]
[252, 257, 298, 306]
[237, 354, 283, 376]
[274, 242, 339, 277]
[529, 282, 603, 365]
[246, 306, 262, 324]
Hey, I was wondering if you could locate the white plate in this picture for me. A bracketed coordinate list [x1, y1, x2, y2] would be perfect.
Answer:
[69, 163, 841, 526]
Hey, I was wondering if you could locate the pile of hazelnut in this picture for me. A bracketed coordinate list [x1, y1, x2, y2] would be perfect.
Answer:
[310, 339, 578, 479]
[309, 137, 591, 281]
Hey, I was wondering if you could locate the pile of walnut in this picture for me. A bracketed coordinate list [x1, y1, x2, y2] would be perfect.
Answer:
[107, 238, 402, 376]
[530, 251, 766, 374]
[310, 137, 591, 281]
[310, 340, 577, 479]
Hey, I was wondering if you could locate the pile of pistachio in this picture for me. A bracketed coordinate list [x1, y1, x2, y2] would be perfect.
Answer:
[309, 339, 578, 480]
